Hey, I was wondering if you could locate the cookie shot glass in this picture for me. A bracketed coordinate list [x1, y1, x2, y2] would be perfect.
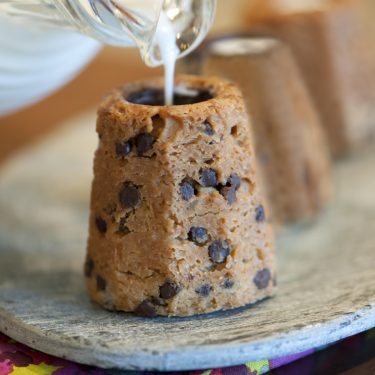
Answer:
[85, 75, 276, 317]
[246, 0, 375, 157]
[180, 36, 333, 225]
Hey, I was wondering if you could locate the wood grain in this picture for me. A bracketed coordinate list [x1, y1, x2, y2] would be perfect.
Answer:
[0, 111, 375, 370]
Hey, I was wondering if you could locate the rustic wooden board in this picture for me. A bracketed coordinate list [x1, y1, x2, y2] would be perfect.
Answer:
[1, 110, 375, 371]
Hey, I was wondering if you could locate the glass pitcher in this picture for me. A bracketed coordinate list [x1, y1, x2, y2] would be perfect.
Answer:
[0, 0, 217, 66]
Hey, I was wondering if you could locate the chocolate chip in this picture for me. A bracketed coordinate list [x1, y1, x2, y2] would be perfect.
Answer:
[84, 257, 94, 278]
[230, 125, 238, 137]
[255, 205, 265, 222]
[96, 275, 106, 291]
[195, 284, 212, 297]
[253, 269, 271, 289]
[188, 227, 209, 246]
[202, 121, 214, 135]
[200, 168, 218, 187]
[223, 279, 234, 289]
[219, 174, 241, 203]
[119, 182, 140, 209]
[180, 179, 195, 201]
[95, 216, 107, 233]
[135, 133, 155, 156]
[220, 186, 237, 204]
[115, 140, 132, 157]
[118, 216, 130, 234]
[159, 280, 181, 299]
[228, 174, 241, 190]
[208, 240, 231, 264]
[135, 300, 157, 317]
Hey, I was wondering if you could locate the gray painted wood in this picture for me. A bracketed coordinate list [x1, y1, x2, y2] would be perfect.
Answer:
[1, 111, 375, 371]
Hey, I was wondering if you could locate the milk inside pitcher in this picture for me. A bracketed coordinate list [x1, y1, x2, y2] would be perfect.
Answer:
[0, 0, 216, 66]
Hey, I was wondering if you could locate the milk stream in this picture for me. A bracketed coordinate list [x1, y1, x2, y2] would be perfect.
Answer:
[154, 12, 179, 105]
[0, 0, 216, 107]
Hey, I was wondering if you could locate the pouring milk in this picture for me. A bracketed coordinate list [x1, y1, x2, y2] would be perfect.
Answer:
[0, 0, 216, 113]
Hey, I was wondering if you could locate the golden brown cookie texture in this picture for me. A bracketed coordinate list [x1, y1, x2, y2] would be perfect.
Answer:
[85, 75, 276, 316]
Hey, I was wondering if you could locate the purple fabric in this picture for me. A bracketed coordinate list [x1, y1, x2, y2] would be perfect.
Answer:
[270, 349, 314, 368]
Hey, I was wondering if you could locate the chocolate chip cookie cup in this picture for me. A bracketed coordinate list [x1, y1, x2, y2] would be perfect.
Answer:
[85, 75, 276, 317]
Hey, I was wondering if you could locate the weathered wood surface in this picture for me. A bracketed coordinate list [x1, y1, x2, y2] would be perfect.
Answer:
[0, 111, 375, 371]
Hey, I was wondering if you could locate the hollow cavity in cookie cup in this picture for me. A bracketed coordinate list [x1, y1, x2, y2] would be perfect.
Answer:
[120, 75, 234, 108]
